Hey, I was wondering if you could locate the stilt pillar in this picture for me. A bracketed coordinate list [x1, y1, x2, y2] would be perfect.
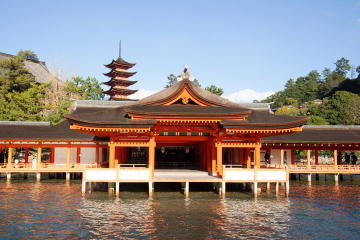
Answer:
[108, 182, 114, 193]
[335, 174, 339, 183]
[253, 182, 258, 197]
[307, 173, 311, 183]
[7, 172, 11, 182]
[149, 181, 154, 197]
[66, 172, 70, 181]
[275, 182, 279, 195]
[222, 181, 226, 197]
[116, 182, 120, 196]
[36, 172, 41, 182]
[82, 181, 86, 195]
[266, 182, 270, 191]
[286, 182, 289, 198]
[185, 181, 189, 197]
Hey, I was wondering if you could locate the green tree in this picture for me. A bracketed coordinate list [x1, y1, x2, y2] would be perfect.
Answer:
[306, 116, 329, 125]
[0, 54, 49, 121]
[274, 106, 298, 116]
[319, 91, 360, 125]
[284, 98, 298, 107]
[205, 85, 224, 96]
[65, 76, 104, 100]
[164, 74, 178, 88]
[335, 57, 350, 76]
[17, 50, 39, 62]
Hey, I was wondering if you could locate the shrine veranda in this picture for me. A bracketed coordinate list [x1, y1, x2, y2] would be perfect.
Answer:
[1, 56, 360, 197]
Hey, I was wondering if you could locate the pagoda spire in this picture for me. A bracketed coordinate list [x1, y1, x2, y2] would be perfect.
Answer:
[103, 44, 138, 101]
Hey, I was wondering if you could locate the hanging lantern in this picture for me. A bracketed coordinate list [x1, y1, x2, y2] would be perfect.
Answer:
[185, 146, 190, 154]
[270, 154, 273, 158]
[161, 146, 165, 154]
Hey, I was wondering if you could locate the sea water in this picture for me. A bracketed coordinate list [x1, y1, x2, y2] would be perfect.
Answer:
[0, 175, 360, 239]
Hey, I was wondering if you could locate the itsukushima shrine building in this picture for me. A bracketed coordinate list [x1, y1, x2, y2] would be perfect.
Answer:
[1, 55, 360, 198]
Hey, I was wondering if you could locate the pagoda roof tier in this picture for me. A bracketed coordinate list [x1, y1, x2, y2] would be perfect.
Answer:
[109, 96, 138, 101]
[103, 69, 137, 78]
[104, 57, 136, 69]
[65, 80, 309, 129]
[102, 79, 138, 86]
[102, 89, 138, 95]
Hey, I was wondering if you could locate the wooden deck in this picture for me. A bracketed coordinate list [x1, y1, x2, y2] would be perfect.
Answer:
[153, 169, 221, 182]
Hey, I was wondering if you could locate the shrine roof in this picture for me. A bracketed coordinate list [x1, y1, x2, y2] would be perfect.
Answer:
[0, 121, 105, 141]
[102, 89, 138, 94]
[103, 69, 137, 77]
[104, 57, 136, 68]
[262, 125, 360, 144]
[103, 79, 138, 86]
[220, 110, 309, 129]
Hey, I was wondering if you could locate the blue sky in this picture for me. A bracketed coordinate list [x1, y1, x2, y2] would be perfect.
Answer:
[1, 0, 360, 102]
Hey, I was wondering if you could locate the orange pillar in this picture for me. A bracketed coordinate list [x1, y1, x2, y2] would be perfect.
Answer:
[37, 147, 42, 169]
[291, 149, 295, 165]
[50, 147, 55, 164]
[315, 150, 318, 166]
[115, 147, 119, 166]
[244, 148, 251, 169]
[76, 147, 81, 164]
[232, 148, 236, 164]
[95, 144, 99, 166]
[280, 149, 284, 168]
[334, 150, 338, 170]
[66, 146, 71, 169]
[109, 137, 115, 168]
[149, 135, 155, 179]
[306, 149, 311, 170]
[211, 141, 216, 174]
[255, 138, 261, 168]
[25, 147, 29, 164]
[216, 139, 223, 176]
[226, 148, 230, 164]
[207, 141, 211, 172]
[7, 147, 12, 169]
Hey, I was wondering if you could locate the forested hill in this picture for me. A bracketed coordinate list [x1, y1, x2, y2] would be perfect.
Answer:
[258, 58, 360, 125]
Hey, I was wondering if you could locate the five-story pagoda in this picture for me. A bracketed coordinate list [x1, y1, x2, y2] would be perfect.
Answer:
[102, 48, 138, 101]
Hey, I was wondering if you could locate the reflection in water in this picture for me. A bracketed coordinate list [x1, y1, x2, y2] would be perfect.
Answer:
[0, 178, 360, 238]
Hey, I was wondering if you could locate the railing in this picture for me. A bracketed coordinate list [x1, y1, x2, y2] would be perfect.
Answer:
[155, 162, 199, 169]
[224, 164, 285, 169]
[0, 163, 101, 170]
[288, 164, 360, 171]
[118, 164, 148, 169]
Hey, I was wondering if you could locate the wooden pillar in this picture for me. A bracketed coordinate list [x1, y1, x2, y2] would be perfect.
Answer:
[37, 147, 42, 170]
[76, 147, 81, 164]
[238, 149, 243, 165]
[207, 141, 211, 172]
[95, 143, 99, 166]
[109, 137, 115, 168]
[307, 149, 311, 170]
[291, 149, 295, 165]
[7, 147, 12, 169]
[315, 150, 318, 166]
[255, 138, 260, 168]
[149, 135, 155, 179]
[280, 149, 284, 168]
[216, 139, 223, 176]
[50, 147, 55, 164]
[334, 150, 338, 170]
[67, 146, 71, 169]
[232, 148, 236, 164]
[211, 141, 216, 174]
[25, 147, 29, 164]
[244, 148, 251, 169]
[226, 148, 230, 164]
[115, 147, 119, 166]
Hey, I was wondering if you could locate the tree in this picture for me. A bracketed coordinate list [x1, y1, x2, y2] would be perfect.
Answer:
[306, 116, 329, 125]
[0, 54, 49, 121]
[205, 85, 224, 96]
[284, 98, 298, 107]
[164, 74, 178, 88]
[18, 50, 39, 62]
[335, 57, 350, 76]
[319, 91, 360, 125]
[65, 76, 104, 100]
[357, 65, 360, 79]
[274, 106, 298, 116]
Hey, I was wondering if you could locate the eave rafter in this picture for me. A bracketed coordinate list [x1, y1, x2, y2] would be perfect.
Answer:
[70, 124, 150, 133]
[226, 127, 302, 135]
